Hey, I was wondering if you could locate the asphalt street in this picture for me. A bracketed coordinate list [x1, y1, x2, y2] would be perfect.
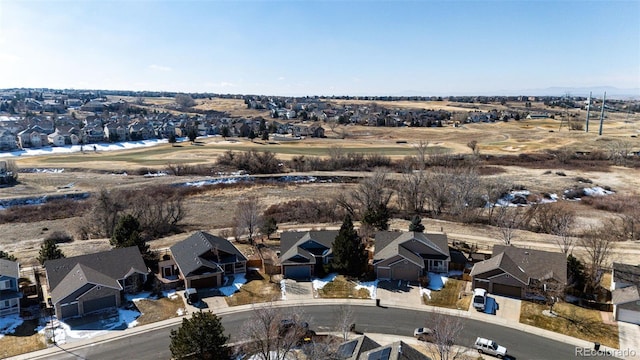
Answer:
[29, 305, 618, 360]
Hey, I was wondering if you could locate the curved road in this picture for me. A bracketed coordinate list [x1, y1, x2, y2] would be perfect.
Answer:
[29, 305, 617, 360]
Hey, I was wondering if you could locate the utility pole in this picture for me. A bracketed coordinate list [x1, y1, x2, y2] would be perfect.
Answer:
[598, 92, 606, 136]
[585, 92, 591, 132]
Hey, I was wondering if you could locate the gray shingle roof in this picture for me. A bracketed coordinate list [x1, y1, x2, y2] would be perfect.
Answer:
[0, 259, 19, 279]
[337, 335, 381, 360]
[494, 245, 567, 285]
[613, 263, 640, 286]
[45, 246, 147, 291]
[469, 252, 529, 285]
[279, 230, 338, 265]
[170, 231, 247, 277]
[612, 285, 640, 304]
[374, 231, 450, 265]
[49, 263, 121, 304]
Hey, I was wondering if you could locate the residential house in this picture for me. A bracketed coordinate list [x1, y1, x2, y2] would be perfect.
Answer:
[279, 230, 338, 279]
[373, 231, 450, 281]
[343, 338, 430, 360]
[470, 245, 567, 299]
[0, 259, 22, 317]
[82, 123, 105, 143]
[336, 335, 381, 360]
[80, 100, 105, 113]
[612, 286, 640, 325]
[44, 247, 148, 320]
[128, 120, 154, 140]
[47, 131, 66, 147]
[17, 126, 49, 148]
[611, 262, 640, 290]
[611, 262, 640, 324]
[104, 122, 128, 142]
[170, 231, 247, 289]
[0, 129, 17, 150]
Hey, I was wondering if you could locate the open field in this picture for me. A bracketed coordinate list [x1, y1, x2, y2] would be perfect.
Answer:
[1, 100, 640, 268]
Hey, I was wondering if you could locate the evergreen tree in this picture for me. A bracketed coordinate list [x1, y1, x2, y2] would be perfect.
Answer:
[261, 131, 269, 141]
[259, 118, 267, 133]
[408, 215, 425, 233]
[168, 133, 177, 146]
[331, 215, 367, 277]
[260, 217, 278, 239]
[38, 238, 65, 265]
[170, 311, 230, 360]
[0, 250, 16, 261]
[221, 126, 230, 139]
[110, 214, 149, 255]
[362, 204, 390, 231]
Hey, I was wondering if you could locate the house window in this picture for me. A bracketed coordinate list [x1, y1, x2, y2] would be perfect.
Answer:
[0, 280, 10, 290]
[1, 300, 9, 308]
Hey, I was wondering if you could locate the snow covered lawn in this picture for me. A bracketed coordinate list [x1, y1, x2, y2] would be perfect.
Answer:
[0, 315, 23, 339]
[38, 290, 181, 345]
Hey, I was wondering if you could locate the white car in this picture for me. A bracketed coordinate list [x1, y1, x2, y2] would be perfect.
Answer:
[474, 337, 507, 358]
[413, 327, 435, 341]
[472, 288, 487, 311]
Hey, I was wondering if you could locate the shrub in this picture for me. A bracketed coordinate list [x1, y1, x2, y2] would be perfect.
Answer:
[45, 231, 73, 243]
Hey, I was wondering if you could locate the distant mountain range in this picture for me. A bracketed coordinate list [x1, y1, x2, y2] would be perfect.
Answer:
[393, 86, 640, 99]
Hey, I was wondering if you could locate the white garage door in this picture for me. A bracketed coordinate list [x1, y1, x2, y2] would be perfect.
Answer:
[617, 308, 640, 325]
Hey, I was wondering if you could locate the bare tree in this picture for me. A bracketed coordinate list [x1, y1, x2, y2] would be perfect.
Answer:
[415, 140, 430, 169]
[235, 196, 262, 245]
[396, 169, 426, 214]
[579, 226, 614, 293]
[239, 304, 309, 360]
[338, 170, 393, 220]
[424, 311, 465, 360]
[480, 179, 511, 224]
[494, 206, 524, 245]
[467, 140, 480, 156]
[607, 139, 633, 166]
[334, 304, 355, 341]
[530, 203, 576, 254]
[175, 93, 196, 109]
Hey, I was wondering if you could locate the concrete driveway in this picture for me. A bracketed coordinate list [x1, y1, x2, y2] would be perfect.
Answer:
[468, 294, 521, 323]
[282, 279, 313, 300]
[376, 280, 423, 308]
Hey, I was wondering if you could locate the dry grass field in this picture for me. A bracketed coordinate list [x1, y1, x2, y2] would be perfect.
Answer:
[2, 98, 640, 268]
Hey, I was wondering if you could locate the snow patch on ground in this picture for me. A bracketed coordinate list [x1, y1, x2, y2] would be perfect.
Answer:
[311, 273, 337, 291]
[355, 279, 379, 299]
[40, 307, 142, 345]
[0, 314, 23, 339]
[420, 287, 432, 300]
[280, 279, 287, 300]
[428, 273, 448, 290]
[1, 138, 172, 157]
[583, 186, 614, 196]
[219, 274, 247, 297]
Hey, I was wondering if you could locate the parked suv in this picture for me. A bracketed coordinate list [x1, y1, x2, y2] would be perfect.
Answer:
[474, 337, 507, 358]
[472, 288, 487, 311]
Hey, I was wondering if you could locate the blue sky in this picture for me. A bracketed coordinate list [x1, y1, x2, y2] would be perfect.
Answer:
[0, 0, 638, 96]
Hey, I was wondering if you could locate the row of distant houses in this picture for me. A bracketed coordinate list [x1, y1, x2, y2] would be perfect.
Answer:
[0, 113, 326, 150]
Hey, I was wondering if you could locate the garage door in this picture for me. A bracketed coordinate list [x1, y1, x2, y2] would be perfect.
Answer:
[284, 266, 311, 279]
[617, 308, 640, 325]
[190, 276, 218, 289]
[492, 283, 522, 298]
[60, 303, 79, 319]
[84, 295, 117, 314]
[392, 263, 419, 281]
[474, 279, 490, 291]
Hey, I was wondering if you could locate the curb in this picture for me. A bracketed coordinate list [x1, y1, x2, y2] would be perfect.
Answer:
[9, 298, 618, 359]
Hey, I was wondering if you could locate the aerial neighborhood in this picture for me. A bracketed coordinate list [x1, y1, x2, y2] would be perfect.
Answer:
[0, 87, 639, 360]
